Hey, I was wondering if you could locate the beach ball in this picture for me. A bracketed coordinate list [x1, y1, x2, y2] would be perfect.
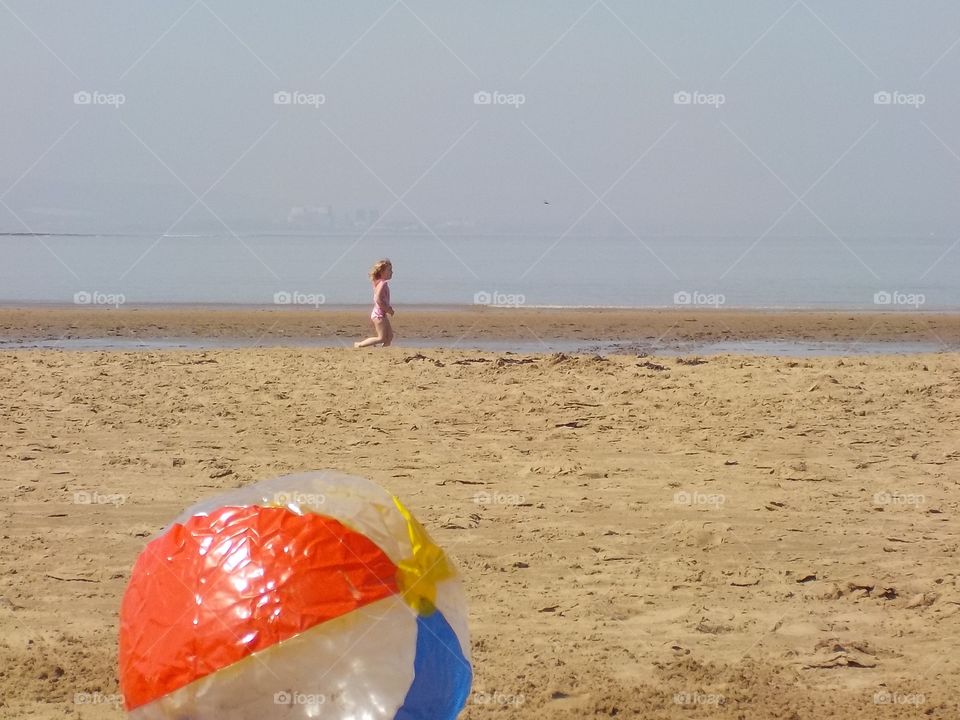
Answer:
[118, 471, 472, 719]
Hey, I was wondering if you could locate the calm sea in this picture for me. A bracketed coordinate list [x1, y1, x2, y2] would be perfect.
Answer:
[2, 233, 957, 309]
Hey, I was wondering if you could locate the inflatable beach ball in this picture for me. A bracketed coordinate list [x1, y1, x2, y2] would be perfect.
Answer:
[118, 471, 472, 719]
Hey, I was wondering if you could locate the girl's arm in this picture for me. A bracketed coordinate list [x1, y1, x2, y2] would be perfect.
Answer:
[375, 282, 390, 310]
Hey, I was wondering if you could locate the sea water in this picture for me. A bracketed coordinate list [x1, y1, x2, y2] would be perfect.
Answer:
[2, 233, 957, 309]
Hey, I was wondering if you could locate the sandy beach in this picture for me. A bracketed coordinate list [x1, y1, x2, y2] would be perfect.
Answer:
[1, 315, 958, 718]
[7, 0, 960, 715]
[2, 305, 960, 353]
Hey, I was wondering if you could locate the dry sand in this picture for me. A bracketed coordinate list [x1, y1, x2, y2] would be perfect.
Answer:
[1, 338, 959, 717]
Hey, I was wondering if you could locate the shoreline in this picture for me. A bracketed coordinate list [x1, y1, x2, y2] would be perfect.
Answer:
[5, 301, 960, 313]
[1, 306, 959, 348]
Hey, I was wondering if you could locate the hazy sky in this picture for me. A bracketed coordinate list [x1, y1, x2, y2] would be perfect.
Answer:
[2, 1, 959, 236]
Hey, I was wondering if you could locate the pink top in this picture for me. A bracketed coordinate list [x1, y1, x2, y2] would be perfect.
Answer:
[371, 280, 390, 320]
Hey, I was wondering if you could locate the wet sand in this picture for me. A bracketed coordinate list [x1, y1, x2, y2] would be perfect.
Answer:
[2, 305, 960, 349]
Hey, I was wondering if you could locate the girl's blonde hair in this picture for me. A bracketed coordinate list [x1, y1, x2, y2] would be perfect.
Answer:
[369, 258, 392, 281]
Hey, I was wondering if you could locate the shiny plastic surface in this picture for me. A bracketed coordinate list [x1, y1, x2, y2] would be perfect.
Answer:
[118, 470, 472, 719]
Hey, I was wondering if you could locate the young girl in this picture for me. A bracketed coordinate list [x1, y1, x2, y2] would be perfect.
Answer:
[354, 259, 395, 348]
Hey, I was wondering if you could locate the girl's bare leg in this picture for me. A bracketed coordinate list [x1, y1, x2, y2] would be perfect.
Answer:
[354, 319, 387, 348]
[380, 317, 393, 347]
